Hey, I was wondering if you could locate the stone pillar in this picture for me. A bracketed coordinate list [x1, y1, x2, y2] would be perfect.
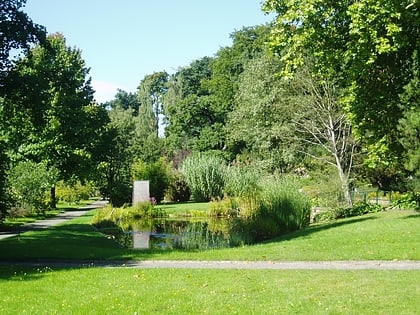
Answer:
[132, 180, 150, 206]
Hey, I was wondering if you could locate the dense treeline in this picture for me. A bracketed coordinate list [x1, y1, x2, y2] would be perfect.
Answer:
[0, 0, 418, 221]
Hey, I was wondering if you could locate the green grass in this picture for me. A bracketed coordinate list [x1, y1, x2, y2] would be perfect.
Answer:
[0, 267, 418, 314]
[156, 201, 209, 215]
[0, 206, 418, 314]
[0, 209, 418, 261]
[1, 199, 96, 229]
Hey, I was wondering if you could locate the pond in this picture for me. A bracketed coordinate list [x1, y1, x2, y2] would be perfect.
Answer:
[102, 217, 246, 250]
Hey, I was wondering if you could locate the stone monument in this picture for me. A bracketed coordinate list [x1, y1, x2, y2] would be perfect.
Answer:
[132, 180, 150, 206]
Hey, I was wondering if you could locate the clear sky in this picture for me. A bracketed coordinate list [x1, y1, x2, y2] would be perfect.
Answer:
[23, 1, 274, 103]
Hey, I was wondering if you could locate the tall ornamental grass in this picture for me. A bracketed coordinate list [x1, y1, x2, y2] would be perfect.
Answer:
[181, 153, 226, 201]
[230, 176, 311, 242]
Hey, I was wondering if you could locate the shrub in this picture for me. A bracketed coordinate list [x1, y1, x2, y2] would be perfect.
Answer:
[209, 197, 240, 217]
[165, 172, 191, 202]
[181, 153, 226, 202]
[391, 192, 420, 210]
[132, 157, 171, 203]
[315, 203, 384, 222]
[56, 180, 95, 204]
[7, 161, 59, 214]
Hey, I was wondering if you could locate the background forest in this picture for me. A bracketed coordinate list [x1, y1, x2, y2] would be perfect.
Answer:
[0, 0, 419, 222]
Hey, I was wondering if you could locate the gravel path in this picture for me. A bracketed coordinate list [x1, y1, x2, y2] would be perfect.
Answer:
[1, 200, 419, 270]
[1, 259, 419, 270]
[0, 200, 108, 240]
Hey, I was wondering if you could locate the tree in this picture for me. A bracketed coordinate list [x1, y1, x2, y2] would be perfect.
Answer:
[163, 57, 214, 155]
[96, 107, 137, 206]
[0, 0, 46, 218]
[263, 0, 419, 189]
[1, 33, 104, 206]
[293, 70, 358, 206]
[134, 72, 167, 162]
[0, 0, 46, 87]
[226, 54, 304, 172]
[103, 89, 140, 115]
[164, 25, 273, 158]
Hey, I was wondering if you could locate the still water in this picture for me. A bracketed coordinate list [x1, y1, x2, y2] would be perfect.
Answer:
[104, 218, 243, 250]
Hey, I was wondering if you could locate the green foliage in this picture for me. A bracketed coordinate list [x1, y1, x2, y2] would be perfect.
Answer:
[315, 203, 384, 223]
[55, 180, 95, 204]
[164, 171, 191, 202]
[391, 192, 420, 210]
[2, 33, 104, 188]
[181, 153, 226, 202]
[223, 165, 261, 198]
[132, 157, 171, 203]
[7, 161, 59, 213]
[226, 53, 304, 172]
[0, 139, 8, 221]
[263, 0, 419, 191]
[212, 176, 311, 242]
[209, 197, 240, 217]
[0, 0, 46, 85]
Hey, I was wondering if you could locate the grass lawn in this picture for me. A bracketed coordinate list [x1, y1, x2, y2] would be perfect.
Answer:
[0, 266, 418, 314]
[0, 199, 96, 230]
[0, 209, 417, 261]
[0, 206, 418, 314]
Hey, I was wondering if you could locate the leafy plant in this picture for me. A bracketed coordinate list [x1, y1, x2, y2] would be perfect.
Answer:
[55, 180, 95, 204]
[165, 172, 191, 202]
[7, 161, 59, 214]
[315, 203, 384, 222]
[391, 192, 420, 211]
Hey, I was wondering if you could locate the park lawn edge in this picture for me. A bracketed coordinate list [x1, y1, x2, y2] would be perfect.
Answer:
[0, 207, 418, 262]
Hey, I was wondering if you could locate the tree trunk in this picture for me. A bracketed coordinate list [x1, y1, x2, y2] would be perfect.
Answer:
[336, 161, 353, 207]
[50, 185, 56, 209]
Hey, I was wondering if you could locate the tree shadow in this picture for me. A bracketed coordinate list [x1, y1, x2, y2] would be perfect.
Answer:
[263, 216, 379, 244]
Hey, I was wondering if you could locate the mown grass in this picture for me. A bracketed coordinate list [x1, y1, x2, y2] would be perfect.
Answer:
[156, 201, 210, 215]
[0, 205, 418, 314]
[0, 208, 418, 261]
[1, 199, 96, 229]
[0, 266, 418, 314]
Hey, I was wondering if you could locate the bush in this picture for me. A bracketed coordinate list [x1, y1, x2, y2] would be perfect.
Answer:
[56, 180, 95, 204]
[132, 157, 171, 203]
[181, 153, 226, 202]
[7, 161, 59, 214]
[391, 192, 420, 210]
[315, 203, 384, 222]
[165, 172, 191, 202]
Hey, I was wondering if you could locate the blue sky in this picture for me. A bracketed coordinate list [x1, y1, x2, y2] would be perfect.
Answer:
[23, 1, 274, 103]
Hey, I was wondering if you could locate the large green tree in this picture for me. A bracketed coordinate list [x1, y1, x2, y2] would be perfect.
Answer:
[226, 54, 304, 172]
[0, 0, 46, 219]
[164, 25, 273, 159]
[1, 33, 105, 206]
[263, 0, 419, 189]
[0, 0, 46, 86]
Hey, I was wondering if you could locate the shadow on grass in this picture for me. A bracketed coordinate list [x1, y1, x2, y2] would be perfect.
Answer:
[0, 222, 130, 262]
[264, 216, 378, 244]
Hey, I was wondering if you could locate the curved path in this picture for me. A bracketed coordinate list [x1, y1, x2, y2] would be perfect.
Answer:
[1, 200, 419, 270]
[0, 199, 108, 240]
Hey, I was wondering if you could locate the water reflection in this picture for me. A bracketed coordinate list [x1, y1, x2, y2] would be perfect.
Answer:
[109, 218, 236, 250]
